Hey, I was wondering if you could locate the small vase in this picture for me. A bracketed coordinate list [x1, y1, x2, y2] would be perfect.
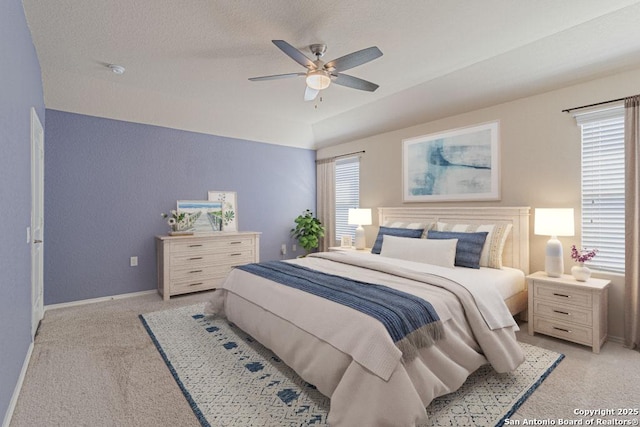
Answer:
[571, 263, 591, 281]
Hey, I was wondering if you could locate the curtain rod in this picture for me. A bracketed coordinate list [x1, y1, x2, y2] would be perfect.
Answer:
[316, 150, 365, 163]
[562, 96, 627, 113]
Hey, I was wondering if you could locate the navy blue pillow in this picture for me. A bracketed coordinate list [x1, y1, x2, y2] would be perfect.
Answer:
[371, 227, 424, 254]
[427, 230, 488, 269]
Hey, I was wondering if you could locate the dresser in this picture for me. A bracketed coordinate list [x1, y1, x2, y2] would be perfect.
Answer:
[156, 232, 260, 300]
[526, 271, 610, 353]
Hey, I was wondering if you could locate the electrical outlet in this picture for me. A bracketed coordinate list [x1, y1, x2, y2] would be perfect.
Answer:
[281, 244, 287, 255]
[292, 244, 297, 252]
[130, 256, 138, 267]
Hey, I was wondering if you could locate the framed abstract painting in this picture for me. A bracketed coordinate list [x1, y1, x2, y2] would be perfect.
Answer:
[402, 121, 500, 202]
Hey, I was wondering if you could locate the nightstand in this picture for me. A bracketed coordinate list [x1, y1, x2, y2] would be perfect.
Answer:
[526, 271, 611, 353]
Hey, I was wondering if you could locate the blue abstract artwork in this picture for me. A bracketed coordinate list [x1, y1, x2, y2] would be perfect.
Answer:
[403, 121, 500, 202]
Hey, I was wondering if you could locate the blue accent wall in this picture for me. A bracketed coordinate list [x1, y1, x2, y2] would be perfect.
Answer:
[44, 110, 316, 304]
[0, 0, 45, 421]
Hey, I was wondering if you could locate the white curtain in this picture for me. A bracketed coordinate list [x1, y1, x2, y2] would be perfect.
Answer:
[624, 95, 640, 350]
[316, 158, 335, 252]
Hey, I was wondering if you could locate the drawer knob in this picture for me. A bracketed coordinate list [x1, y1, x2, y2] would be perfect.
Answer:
[189, 270, 203, 274]
[553, 293, 570, 298]
[230, 241, 242, 245]
[553, 326, 572, 333]
[189, 282, 203, 287]
[189, 244, 203, 248]
[230, 253, 242, 256]
[553, 310, 570, 316]
[189, 257, 203, 260]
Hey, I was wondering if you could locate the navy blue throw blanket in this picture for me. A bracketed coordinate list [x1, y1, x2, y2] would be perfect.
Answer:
[237, 261, 443, 359]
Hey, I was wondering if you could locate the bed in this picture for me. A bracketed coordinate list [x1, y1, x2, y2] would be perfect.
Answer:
[206, 206, 530, 426]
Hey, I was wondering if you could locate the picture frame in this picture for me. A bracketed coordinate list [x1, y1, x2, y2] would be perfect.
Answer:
[207, 191, 238, 232]
[177, 200, 224, 233]
[402, 121, 500, 202]
[341, 235, 353, 248]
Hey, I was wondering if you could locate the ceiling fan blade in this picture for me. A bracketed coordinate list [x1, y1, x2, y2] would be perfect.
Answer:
[249, 72, 305, 81]
[324, 46, 382, 73]
[272, 40, 316, 70]
[332, 73, 379, 92]
[304, 86, 319, 101]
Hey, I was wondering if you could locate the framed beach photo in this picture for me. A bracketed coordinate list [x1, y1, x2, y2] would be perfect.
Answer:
[402, 121, 500, 202]
[177, 200, 224, 232]
[341, 235, 352, 248]
[207, 191, 238, 231]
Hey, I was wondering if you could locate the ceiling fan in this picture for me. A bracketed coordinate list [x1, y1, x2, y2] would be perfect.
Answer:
[249, 40, 383, 101]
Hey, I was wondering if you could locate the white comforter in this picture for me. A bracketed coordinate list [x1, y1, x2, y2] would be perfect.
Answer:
[206, 251, 524, 427]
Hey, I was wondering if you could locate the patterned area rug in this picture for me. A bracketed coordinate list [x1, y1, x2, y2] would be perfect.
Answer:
[140, 304, 564, 427]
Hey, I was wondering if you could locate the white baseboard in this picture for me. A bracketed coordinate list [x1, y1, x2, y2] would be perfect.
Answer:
[2, 341, 34, 427]
[44, 289, 157, 312]
[608, 334, 624, 345]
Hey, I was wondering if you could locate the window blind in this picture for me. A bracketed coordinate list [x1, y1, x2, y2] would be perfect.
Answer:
[576, 106, 625, 273]
[335, 156, 360, 243]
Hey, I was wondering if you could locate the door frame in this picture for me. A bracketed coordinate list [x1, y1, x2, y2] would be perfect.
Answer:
[30, 107, 44, 340]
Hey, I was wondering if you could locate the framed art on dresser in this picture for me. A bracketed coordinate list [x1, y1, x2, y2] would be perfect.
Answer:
[208, 191, 238, 231]
[402, 121, 500, 202]
[177, 200, 224, 232]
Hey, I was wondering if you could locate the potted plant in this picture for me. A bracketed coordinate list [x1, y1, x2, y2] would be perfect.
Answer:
[291, 209, 325, 256]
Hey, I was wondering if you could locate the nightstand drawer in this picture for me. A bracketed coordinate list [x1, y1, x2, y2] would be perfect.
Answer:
[534, 300, 592, 326]
[535, 283, 592, 308]
[534, 317, 592, 346]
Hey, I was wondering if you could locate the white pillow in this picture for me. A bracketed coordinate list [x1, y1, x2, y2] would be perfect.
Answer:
[380, 234, 457, 268]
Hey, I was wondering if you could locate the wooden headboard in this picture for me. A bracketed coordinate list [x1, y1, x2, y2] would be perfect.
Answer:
[377, 206, 530, 273]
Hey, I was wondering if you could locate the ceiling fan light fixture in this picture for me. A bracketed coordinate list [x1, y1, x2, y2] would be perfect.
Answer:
[306, 70, 331, 90]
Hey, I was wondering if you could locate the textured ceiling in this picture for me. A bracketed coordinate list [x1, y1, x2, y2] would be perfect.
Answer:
[22, 0, 640, 149]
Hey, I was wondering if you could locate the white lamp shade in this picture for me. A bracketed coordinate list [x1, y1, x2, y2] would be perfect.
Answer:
[534, 208, 575, 237]
[348, 208, 372, 226]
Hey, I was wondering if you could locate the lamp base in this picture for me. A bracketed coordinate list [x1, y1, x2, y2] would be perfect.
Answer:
[354, 226, 366, 250]
[545, 237, 564, 277]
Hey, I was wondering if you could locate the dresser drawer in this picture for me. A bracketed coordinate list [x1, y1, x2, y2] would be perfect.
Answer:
[534, 317, 592, 346]
[171, 236, 255, 255]
[171, 249, 255, 269]
[170, 277, 226, 295]
[533, 300, 592, 326]
[534, 283, 592, 308]
[171, 263, 233, 282]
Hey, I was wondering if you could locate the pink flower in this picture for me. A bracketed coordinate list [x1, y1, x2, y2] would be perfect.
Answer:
[570, 245, 598, 263]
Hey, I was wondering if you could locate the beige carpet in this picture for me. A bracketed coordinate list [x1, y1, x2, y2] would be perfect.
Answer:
[10, 291, 640, 426]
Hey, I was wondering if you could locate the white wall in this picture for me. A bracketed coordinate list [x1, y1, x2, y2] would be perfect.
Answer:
[317, 66, 640, 342]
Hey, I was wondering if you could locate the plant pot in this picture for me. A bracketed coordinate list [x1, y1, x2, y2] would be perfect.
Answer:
[571, 263, 591, 281]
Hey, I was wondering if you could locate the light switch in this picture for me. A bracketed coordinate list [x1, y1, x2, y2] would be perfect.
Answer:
[130, 256, 138, 267]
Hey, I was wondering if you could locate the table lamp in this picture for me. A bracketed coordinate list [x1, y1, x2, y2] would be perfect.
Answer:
[534, 208, 575, 277]
[348, 208, 372, 250]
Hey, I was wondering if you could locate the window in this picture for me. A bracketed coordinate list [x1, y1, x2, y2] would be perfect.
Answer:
[576, 106, 625, 273]
[335, 156, 360, 243]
